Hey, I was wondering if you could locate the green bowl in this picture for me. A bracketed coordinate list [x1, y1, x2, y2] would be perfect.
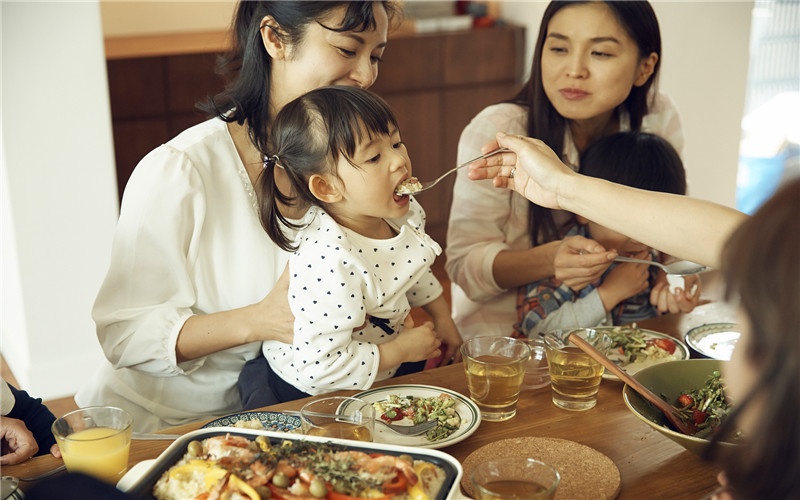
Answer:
[622, 359, 738, 455]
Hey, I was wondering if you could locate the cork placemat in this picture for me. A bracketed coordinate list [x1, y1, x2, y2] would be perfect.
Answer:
[460, 437, 621, 499]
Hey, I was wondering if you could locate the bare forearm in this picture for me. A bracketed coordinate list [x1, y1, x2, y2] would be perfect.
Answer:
[492, 242, 559, 290]
[560, 176, 745, 268]
[175, 306, 260, 362]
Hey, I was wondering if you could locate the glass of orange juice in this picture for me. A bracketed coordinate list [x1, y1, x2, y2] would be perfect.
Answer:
[300, 396, 375, 442]
[51, 406, 133, 483]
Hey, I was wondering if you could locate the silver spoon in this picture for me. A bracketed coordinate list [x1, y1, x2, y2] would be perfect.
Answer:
[395, 147, 509, 195]
[613, 256, 708, 276]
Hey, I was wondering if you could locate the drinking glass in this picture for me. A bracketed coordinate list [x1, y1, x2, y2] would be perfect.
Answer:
[544, 328, 611, 411]
[471, 457, 560, 500]
[299, 396, 375, 442]
[461, 336, 530, 421]
[521, 337, 551, 390]
[51, 406, 133, 483]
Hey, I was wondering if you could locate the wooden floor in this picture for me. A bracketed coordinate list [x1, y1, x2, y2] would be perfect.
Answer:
[0, 258, 452, 419]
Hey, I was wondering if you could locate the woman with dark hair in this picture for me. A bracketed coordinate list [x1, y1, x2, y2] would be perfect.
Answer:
[76, 1, 400, 432]
[447, 1, 684, 339]
[469, 131, 798, 499]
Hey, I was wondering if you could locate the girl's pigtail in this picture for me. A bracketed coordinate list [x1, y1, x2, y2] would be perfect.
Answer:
[259, 155, 300, 252]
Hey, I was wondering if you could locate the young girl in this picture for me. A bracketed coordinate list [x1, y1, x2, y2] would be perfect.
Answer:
[248, 86, 462, 402]
[447, 1, 685, 339]
[515, 132, 700, 337]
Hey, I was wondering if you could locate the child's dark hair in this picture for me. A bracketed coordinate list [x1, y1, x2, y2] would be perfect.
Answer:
[258, 86, 400, 251]
[578, 131, 686, 196]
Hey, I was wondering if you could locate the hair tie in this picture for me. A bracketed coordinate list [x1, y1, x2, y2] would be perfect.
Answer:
[263, 155, 282, 170]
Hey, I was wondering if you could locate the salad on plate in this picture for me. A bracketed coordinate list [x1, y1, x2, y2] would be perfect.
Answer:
[372, 393, 461, 442]
[601, 324, 687, 377]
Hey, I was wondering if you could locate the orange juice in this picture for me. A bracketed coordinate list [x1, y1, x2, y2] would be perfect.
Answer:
[59, 427, 131, 482]
[304, 421, 372, 442]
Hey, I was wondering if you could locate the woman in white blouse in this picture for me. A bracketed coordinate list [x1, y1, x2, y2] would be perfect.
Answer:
[76, 1, 399, 432]
[447, 1, 684, 339]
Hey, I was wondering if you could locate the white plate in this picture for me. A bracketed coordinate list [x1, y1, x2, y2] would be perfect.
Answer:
[117, 459, 156, 492]
[597, 326, 690, 381]
[353, 384, 481, 449]
[685, 323, 740, 360]
[201, 411, 301, 433]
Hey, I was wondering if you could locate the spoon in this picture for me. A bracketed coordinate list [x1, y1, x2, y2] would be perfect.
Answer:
[395, 147, 509, 195]
[567, 332, 698, 436]
[613, 256, 708, 276]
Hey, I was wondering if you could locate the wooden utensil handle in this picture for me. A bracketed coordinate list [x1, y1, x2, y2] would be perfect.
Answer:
[567, 334, 672, 413]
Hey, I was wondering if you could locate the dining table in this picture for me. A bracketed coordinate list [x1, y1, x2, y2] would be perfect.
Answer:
[5, 301, 735, 499]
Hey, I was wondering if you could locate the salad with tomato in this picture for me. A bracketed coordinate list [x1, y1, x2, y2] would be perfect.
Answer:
[372, 394, 461, 442]
[604, 325, 681, 369]
[673, 369, 733, 439]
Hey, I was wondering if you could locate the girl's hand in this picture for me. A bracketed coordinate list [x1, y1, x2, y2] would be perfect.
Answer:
[431, 318, 463, 366]
[379, 317, 441, 370]
[553, 235, 616, 291]
[650, 275, 702, 314]
[422, 296, 463, 365]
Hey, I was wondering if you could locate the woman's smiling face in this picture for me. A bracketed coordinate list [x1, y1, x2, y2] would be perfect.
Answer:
[270, 3, 389, 112]
[541, 2, 656, 124]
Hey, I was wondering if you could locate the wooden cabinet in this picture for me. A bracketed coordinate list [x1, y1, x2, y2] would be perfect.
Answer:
[105, 24, 525, 247]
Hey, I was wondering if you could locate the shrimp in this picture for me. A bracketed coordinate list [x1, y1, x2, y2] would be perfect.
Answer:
[332, 451, 418, 486]
[204, 434, 257, 462]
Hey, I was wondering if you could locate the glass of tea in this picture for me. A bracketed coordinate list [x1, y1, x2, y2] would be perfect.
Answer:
[299, 396, 375, 442]
[461, 336, 531, 421]
[544, 328, 611, 411]
[471, 457, 560, 500]
[51, 406, 133, 483]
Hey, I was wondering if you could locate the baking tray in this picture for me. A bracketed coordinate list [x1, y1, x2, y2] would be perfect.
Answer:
[122, 427, 463, 499]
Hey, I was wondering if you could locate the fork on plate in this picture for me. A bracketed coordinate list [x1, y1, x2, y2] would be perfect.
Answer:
[375, 418, 438, 436]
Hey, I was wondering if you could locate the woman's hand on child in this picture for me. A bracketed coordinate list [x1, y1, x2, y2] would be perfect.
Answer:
[253, 265, 295, 344]
[554, 235, 617, 291]
[0, 417, 39, 465]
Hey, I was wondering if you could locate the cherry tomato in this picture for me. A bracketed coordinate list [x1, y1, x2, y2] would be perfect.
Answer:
[647, 338, 677, 355]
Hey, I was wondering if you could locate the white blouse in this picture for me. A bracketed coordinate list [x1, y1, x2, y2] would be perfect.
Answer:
[75, 118, 290, 432]
[446, 93, 684, 340]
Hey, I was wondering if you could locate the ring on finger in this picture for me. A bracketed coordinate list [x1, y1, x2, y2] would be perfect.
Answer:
[509, 167, 516, 179]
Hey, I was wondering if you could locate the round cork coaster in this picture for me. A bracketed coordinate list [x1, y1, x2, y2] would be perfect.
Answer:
[461, 437, 621, 499]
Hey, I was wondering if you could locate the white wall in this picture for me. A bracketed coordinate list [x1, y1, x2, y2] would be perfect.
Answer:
[499, 1, 753, 208]
[1, 1, 118, 399]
